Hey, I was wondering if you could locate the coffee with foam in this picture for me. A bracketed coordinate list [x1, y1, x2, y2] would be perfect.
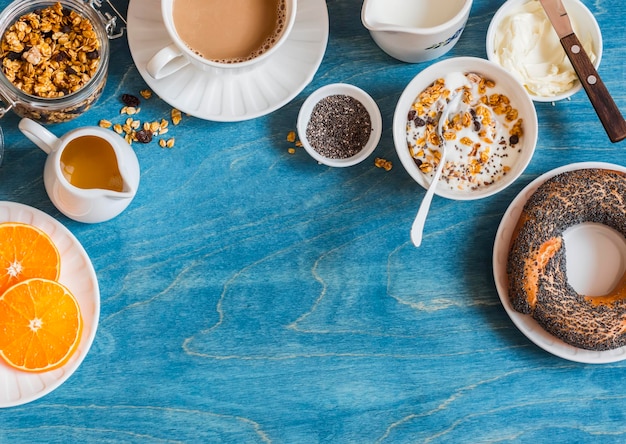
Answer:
[172, 0, 287, 64]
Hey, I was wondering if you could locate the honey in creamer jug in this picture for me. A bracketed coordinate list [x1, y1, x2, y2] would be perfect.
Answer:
[60, 136, 124, 192]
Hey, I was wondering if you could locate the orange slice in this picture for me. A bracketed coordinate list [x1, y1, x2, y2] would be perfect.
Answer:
[0, 278, 83, 372]
[0, 222, 61, 296]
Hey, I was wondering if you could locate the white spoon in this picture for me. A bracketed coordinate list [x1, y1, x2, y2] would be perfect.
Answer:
[410, 92, 462, 247]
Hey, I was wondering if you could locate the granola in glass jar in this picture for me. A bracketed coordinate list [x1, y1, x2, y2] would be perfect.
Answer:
[0, 0, 109, 123]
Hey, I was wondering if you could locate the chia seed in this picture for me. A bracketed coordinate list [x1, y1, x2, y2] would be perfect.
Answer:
[305, 94, 372, 159]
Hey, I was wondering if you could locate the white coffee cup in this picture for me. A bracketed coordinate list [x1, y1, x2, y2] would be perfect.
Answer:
[147, 0, 297, 79]
[361, 0, 473, 63]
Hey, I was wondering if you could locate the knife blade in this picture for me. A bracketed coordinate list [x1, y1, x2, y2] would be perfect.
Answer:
[539, 0, 626, 143]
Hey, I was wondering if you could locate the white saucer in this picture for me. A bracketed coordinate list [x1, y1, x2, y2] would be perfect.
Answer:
[493, 162, 626, 364]
[0, 202, 100, 407]
[126, 0, 329, 122]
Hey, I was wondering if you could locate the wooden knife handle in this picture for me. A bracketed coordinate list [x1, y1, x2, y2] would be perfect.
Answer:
[561, 33, 626, 143]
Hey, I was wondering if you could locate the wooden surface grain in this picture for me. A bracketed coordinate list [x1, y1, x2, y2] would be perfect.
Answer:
[1, 0, 626, 442]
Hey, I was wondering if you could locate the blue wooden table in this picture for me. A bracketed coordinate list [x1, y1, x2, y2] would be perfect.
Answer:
[2, 0, 626, 442]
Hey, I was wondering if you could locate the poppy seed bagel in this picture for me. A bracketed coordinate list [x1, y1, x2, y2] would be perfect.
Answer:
[506, 168, 626, 351]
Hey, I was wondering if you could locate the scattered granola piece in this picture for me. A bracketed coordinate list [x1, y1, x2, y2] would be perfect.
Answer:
[121, 106, 138, 115]
[171, 108, 182, 125]
[140, 89, 152, 100]
[99, 119, 112, 129]
[374, 157, 393, 171]
[287, 131, 296, 143]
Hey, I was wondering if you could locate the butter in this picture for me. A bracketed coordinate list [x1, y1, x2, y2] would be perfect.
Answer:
[492, 0, 596, 97]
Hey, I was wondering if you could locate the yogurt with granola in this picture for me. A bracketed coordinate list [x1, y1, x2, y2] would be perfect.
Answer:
[405, 71, 525, 192]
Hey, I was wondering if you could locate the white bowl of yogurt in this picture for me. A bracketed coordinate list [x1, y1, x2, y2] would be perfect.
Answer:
[393, 56, 538, 200]
[486, 0, 602, 102]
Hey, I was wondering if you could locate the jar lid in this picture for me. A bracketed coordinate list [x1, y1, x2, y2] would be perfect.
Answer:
[87, 0, 127, 39]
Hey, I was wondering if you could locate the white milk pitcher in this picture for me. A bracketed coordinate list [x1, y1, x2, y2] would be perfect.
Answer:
[361, 0, 473, 63]
[19, 118, 140, 223]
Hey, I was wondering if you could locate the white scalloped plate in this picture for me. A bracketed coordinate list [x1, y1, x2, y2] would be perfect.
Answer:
[0, 202, 100, 407]
[126, 0, 329, 122]
[493, 162, 626, 364]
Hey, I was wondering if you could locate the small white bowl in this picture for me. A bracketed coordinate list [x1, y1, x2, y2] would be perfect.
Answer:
[393, 56, 538, 201]
[297, 83, 382, 167]
[486, 0, 602, 102]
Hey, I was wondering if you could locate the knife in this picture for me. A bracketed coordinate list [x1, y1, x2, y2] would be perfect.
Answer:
[539, 0, 626, 143]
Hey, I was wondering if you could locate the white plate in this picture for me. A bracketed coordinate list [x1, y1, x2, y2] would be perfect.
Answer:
[126, 0, 329, 122]
[0, 202, 100, 407]
[493, 162, 626, 364]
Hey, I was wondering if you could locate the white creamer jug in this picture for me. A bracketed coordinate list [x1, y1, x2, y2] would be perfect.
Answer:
[19, 118, 140, 223]
[361, 0, 473, 63]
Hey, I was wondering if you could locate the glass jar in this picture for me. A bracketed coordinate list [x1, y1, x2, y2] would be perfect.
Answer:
[0, 0, 118, 123]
